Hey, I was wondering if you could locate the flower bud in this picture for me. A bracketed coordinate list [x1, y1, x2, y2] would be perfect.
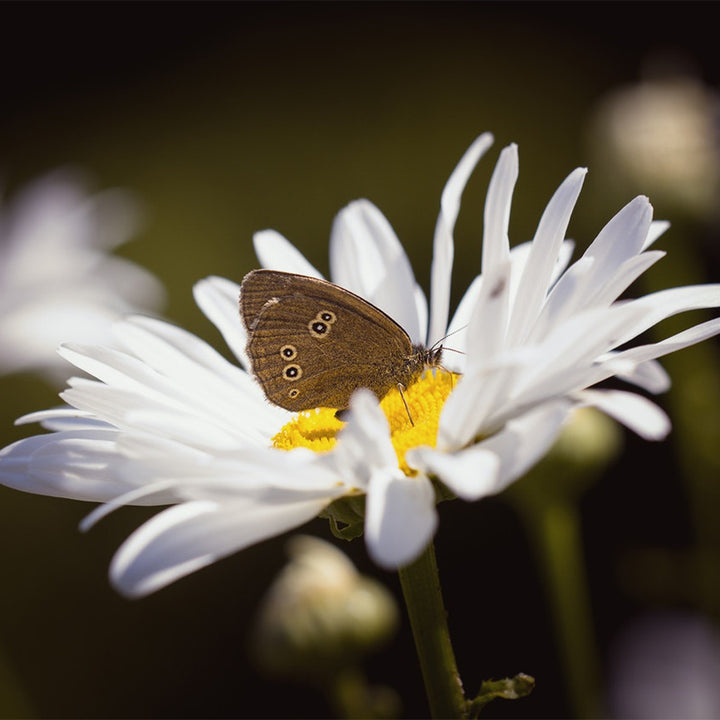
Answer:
[548, 406, 622, 470]
[252, 536, 398, 679]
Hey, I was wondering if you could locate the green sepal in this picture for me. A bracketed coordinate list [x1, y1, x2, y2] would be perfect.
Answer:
[320, 495, 366, 541]
[468, 673, 535, 717]
[431, 476, 457, 504]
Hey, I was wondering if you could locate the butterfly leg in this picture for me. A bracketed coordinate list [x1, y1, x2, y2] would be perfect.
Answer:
[397, 383, 414, 427]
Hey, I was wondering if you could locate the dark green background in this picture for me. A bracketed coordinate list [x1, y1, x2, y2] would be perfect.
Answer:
[1, 2, 719, 717]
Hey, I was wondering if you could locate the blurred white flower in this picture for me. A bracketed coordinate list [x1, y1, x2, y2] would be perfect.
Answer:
[1, 133, 720, 597]
[608, 611, 720, 719]
[0, 169, 164, 381]
[253, 535, 397, 676]
[590, 68, 720, 219]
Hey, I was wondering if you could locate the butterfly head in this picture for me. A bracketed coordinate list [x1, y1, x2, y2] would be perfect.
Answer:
[423, 344, 443, 368]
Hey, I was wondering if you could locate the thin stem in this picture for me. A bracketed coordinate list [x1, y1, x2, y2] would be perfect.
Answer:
[398, 541, 467, 719]
[528, 500, 601, 717]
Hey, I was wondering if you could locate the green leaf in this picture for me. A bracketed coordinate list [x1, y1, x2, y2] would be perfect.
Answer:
[468, 673, 535, 717]
[320, 495, 366, 541]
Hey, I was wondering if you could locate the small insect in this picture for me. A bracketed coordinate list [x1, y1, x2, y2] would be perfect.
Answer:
[239, 270, 443, 415]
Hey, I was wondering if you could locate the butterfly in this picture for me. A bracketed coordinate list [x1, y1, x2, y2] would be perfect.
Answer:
[240, 269, 443, 413]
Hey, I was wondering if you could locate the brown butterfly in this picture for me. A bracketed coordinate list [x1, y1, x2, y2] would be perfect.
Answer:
[239, 270, 442, 413]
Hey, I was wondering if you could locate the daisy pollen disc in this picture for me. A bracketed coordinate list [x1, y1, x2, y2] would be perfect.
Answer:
[273, 370, 457, 475]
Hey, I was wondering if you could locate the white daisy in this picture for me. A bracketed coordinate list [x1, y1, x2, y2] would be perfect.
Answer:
[0, 169, 164, 382]
[1, 133, 719, 598]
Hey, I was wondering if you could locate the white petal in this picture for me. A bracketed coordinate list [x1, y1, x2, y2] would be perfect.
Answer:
[541, 294, 720, 401]
[61, 320, 285, 443]
[643, 220, 671, 250]
[364, 470, 437, 570]
[113, 433, 240, 490]
[117, 319, 267, 413]
[444, 274, 482, 371]
[329, 390, 398, 487]
[600, 317, 720, 379]
[579, 196, 653, 293]
[527, 213, 660, 331]
[110, 434, 289, 498]
[446, 241, 576, 369]
[407, 444, 500, 501]
[58, 343, 162, 395]
[464, 261, 512, 373]
[0, 430, 132, 501]
[253, 229, 323, 277]
[534, 245, 662, 345]
[505, 238, 575, 305]
[125, 406, 260, 449]
[551, 240, 577, 285]
[482, 143, 517, 274]
[193, 276, 250, 369]
[414, 285, 429, 347]
[507, 168, 587, 346]
[122, 316, 280, 424]
[80, 480, 177, 531]
[110, 495, 330, 597]
[576, 389, 670, 440]
[428, 133, 494, 347]
[614, 285, 720, 348]
[527, 257, 596, 342]
[511, 302, 654, 404]
[615, 358, 671, 394]
[506, 240, 533, 307]
[117, 316, 249, 388]
[16, 406, 109, 431]
[329, 199, 422, 343]
[534, 246, 661, 341]
[480, 400, 573, 492]
[210, 446, 346, 494]
[438, 359, 527, 450]
[587, 250, 665, 309]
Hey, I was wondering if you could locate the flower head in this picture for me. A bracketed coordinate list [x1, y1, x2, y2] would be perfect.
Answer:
[2, 133, 719, 597]
[0, 169, 164, 381]
[590, 67, 720, 219]
[252, 535, 398, 678]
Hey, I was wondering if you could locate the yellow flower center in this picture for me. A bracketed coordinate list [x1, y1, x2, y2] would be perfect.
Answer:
[272, 370, 458, 475]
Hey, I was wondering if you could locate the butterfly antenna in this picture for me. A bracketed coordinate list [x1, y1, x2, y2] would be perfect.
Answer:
[397, 383, 415, 426]
[428, 323, 469, 352]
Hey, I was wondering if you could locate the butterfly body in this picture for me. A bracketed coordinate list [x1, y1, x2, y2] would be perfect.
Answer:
[240, 270, 442, 411]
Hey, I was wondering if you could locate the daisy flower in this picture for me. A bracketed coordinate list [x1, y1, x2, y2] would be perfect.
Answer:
[1, 133, 719, 600]
[0, 169, 164, 382]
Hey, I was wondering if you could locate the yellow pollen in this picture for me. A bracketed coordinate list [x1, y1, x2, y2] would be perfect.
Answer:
[272, 370, 458, 476]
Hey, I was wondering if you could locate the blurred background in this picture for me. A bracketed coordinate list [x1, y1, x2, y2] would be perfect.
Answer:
[1, 2, 720, 717]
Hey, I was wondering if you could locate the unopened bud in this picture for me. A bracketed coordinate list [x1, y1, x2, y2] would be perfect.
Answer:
[549, 406, 622, 469]
[252, 536, 398, 679]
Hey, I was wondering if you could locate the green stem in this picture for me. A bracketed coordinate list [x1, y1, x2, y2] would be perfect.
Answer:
[528, 500, 601, 717]
[398, 541, 467, 718]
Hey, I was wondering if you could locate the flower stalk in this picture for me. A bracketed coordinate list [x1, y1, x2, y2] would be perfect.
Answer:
[528, 499, 601, 717]
[398, 541, 467, 718]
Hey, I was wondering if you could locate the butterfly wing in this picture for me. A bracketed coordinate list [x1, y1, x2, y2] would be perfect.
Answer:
[240, 270, 415, 411]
